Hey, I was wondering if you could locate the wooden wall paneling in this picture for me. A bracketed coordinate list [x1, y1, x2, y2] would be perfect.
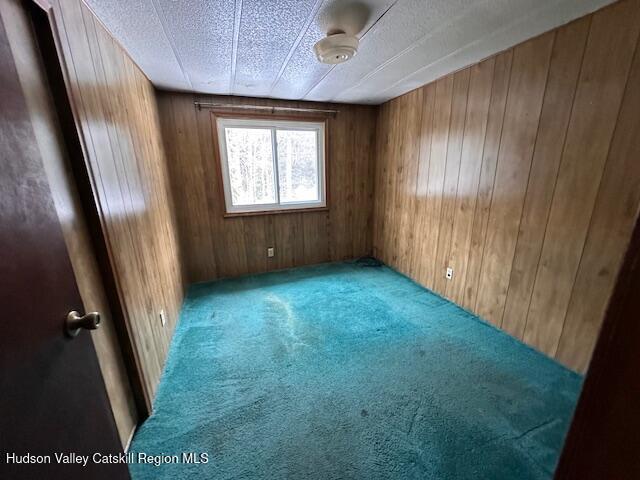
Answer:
[55, 0, 156, 389]
[242, 215, 269, 274]
[85, 8, 168, 385]
[52, 0, 185, 405]
[3, 0, 137, 445]
[556, 30, 640, 371]
[419, 75, 454, 289]
[82, 9, 167, 376]
[272, 213, 304, 270]
[302, 211, 330, 265]
[475, 32, 554, 326]
[462, 50, 513, 311]
[409, 83, 436, 281]
[379, 98, 401, 266]
[433, 69, 470, 294]
[160, 93, 215, 283]
[372, 102, 391, 260]
[500, 17, 590, 338]
[203, 102, 250, 278]
[385, 97, 401, 268]
[396, 89, 424, 274]
[193, 95, 235, 278]
[446, 58, 494, 305]
[328, 106, 350, 261]
[354, 106, 377, 257]
[158, 92, 376, 282]
[343, 107, 357, 261]
[373, 0, 640, 372]
[523, 0, 640, 356]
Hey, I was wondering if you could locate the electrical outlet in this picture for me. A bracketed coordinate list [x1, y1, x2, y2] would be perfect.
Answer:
[445, 267, 453, 280]
[159, 309, 166, 327]
[267, 247, 275, 258]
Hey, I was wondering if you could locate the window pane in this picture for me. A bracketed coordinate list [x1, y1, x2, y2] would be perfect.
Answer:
[225, 127, 276, 206]
[276, 129, 319, 203]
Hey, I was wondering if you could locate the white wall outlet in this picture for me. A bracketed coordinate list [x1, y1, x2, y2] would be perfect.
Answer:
[446, 267, 453, 280]
[159, 309, 166, 327]
[267, 247, 275, 258]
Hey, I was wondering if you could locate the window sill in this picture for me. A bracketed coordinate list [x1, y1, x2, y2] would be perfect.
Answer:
[223, 206, 329, 218]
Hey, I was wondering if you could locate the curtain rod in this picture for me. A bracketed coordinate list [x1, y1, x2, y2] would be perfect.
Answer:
[194, 101, 338, 115]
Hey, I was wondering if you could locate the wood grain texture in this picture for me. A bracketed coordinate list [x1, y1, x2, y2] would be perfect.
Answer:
[158, 91, 377, 283]
[556, 23, 640, 372]
[475, 32, 554, 326]
[446, 59, 493, 305]
[1, 0, 137, 447]
[522, 0, 640, 356]
[50, 0, 184, 407]
[501, 17, 590, 339]
[433, 70, 470, 294]
[462, 50, 512, 312]
[372, 0, 640, 372]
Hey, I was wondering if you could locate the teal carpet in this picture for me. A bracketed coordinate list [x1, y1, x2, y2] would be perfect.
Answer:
[130, 262, 581, 479]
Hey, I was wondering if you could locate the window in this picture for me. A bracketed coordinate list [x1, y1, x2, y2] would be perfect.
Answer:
[216, 117, 326, 214]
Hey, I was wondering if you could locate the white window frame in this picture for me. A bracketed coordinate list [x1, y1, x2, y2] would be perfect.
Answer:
[216, 117, 326, 214]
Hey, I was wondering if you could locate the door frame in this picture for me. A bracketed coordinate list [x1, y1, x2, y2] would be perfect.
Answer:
[27, 0, 149, 419]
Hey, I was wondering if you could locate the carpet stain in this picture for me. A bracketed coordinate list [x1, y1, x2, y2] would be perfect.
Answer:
[130, 262, 582, 479]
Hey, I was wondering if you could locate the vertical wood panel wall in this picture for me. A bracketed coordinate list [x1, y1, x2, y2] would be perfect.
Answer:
[373, 0, 640, 372]
[51, 0, 184, 405]
[0, 0, 138, 445]
[156, 92, 377, 283]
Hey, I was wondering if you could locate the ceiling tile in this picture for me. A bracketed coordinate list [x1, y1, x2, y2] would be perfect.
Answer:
[269, 0, 395, 101]
[154, 0, 235, 93]
[85, 0, 616, 104]
[233, 0, 319, 97]
[84, 0, 190, 89]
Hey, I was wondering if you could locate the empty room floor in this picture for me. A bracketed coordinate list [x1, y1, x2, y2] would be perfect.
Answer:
[130, 262, 581, 479]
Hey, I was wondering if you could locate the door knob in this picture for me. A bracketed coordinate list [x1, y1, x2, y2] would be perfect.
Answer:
[66, 311, 100, 337]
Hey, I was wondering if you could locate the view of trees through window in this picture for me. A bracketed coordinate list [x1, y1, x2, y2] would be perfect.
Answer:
[276, 130, 318, 203]
[225, 128, 276, 205]
[223, 125, 320, 208]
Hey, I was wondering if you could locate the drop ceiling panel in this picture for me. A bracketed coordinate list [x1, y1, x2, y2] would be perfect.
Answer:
[268, 0, 395, 100]
[153, 0, 235, 93]
[305, 0, 475, 102]
[83, 0, 190, 90]
[233, 0, 318, 97]
[84, 0, 615, 104]
[327, 0, 614, 104]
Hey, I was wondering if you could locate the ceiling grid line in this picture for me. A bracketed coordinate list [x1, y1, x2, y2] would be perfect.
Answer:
[369, 0, 574, 100]
[230, 0, 244, 93]
[85, 0, 616, 104]
[332, 1, 481, 101]
[149, 0, 193, 90]
[301, 0, 400, 101]
[267, 0, 326, 97]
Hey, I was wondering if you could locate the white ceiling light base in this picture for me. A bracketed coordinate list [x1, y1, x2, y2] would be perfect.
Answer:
[314, 33, 359, 64]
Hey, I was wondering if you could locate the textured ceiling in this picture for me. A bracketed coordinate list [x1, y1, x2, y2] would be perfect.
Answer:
[85, 0, 614, 105]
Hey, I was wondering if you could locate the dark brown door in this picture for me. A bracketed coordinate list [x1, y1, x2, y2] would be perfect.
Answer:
[0, 10, 129, 480]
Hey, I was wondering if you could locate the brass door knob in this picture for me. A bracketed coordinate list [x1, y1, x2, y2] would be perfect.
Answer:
[65, 311, 100, 337]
